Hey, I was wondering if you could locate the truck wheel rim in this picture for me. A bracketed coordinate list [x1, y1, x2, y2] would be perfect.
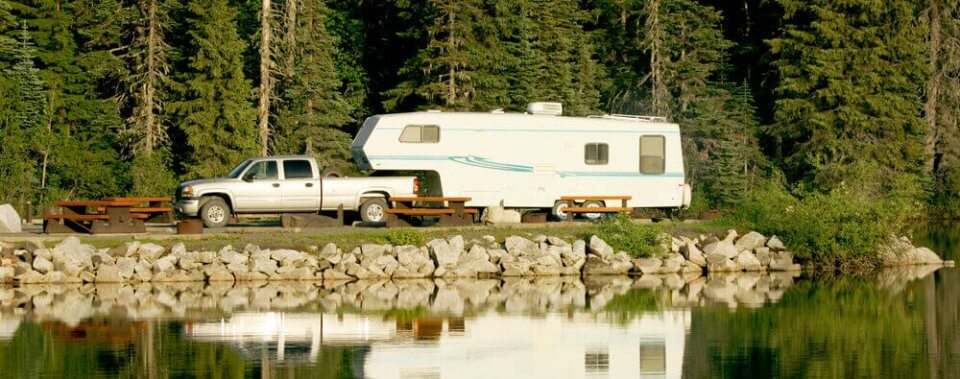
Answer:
[367, 204, 384, 222]
[207, 206, 225, 224]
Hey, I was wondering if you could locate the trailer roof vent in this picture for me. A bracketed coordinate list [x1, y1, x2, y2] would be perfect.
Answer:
[526, 102, 563, 116]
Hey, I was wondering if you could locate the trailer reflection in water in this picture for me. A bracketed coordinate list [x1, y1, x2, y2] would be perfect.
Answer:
[184, 310, 690, 379]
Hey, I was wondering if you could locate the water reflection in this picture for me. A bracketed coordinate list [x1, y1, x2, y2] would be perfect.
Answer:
[0, 265, 951, 378]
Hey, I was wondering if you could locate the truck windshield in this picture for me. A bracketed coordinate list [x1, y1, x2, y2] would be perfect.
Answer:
[226, 160, 252, 178]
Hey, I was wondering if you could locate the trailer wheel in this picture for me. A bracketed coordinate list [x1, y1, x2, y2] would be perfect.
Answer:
[360, 198, 388, 223]
[200, 197, 230, 228]
[581, 201, 605, 221]
[551, 201, 570, 221]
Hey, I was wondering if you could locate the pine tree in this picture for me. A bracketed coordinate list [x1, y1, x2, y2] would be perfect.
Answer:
[174, 0, 256, 178]
[925, 0, 960, 213]
[272, 0, 354, 169]
[770, 0, 928, 193]
[0, 25, 45, 211]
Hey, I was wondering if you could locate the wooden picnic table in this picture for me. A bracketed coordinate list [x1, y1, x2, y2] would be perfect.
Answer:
[385, 196, 478, 227]
[559, 195, 633, 220]
[43, 197, 174, 234]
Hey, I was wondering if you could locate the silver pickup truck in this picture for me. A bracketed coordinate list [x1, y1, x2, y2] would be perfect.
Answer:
[174, 155, 417, 227]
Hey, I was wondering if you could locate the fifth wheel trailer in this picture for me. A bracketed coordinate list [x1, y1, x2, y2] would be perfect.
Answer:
[349, 102, 691, 219]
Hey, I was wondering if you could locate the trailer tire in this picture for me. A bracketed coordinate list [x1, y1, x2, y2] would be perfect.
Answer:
[200, 197, 230, 228]
[360, 198, 388, 224]
[581, 201, 605, 221]
[551, 201, 570, 221]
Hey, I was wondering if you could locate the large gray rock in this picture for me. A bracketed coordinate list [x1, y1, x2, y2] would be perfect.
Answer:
[318, 243, 342, 265]
[115, 257, 137, 279]
[0, 266, 14, 282]
[482, 204, 522, 224]
[53, 237, 95, 269]
[633, 258, 662, 275]
[218, 246, 248, 265]
[735, 231, 767, 252]
[153, 255, 177, 273]
[271, 249, 307, 266]
[138, 243, 166, 262]
[505, 236, 538, 256]
[583, 255, 632, 276]
[767, 236, 786, 251]
[251, 257, 278, 275]
[108, 241, 140, 258]
[95, 265, 124, 283]
[428, 239, 460, 268]
[0, 204, 22, 233]
[32, 256, 54, 274]
[702, 240, 739, 259]
[735, 252, 763, 272]
[683, 242, 707, 267]
[588, 236, 614, 259]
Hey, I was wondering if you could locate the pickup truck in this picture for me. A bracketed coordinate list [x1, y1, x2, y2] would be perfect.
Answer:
[174, 155, 417, 227]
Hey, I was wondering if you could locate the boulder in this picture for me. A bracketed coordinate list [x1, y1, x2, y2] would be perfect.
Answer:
[206, 267, 235, 282]
[482, 204, 522, 224]
[153, 255, 177, 273]
[633, 258, 662, 275]
[706, 254, 738, 272]
[24, 239, 44, 253]
[755, 247, 772, 266]
[218, 246, 248, 265]
[53, 237, 95, 269]
[735, 231, 767, 252]
[702, 240, 738, 259]
[0, 266, 15, 282]
[735, 252, 763, 272]
[95, 265, 124, 283]
[318, 243, 342, 265]
[0, 204, 22, 233]
[767, 236, 786, 251]
[108, 241, 140, 258]
[115, 257, 137, 279]
[683, 242, 707, 267]
[914, 247, 944, 265]
[138, 243, 166, 262]
[251, 257, 278, 275]
[661, 255, 685, 273]
[428, 239, 460, 268]
[505, 236, 538, 256]
[271, 249, 307, 266]
[768, 259, 801, 272]
[547, 236, 570, 247]
[32, 256, 54, 274]
[588, 236, 614, 259]
[583, 255, 632, 276]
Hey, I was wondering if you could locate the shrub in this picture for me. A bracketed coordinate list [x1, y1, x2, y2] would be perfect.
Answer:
[385, 229, 426, 246]
[591, 214, 669, 258]
[726, 182, 910, 266]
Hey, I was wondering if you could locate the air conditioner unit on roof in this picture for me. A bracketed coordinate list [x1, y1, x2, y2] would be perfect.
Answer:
[526, 102, 563, 116]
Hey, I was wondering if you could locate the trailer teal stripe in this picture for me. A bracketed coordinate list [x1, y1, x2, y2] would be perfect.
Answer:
[378, 127, 679, 134]
[367, 155, 684, 178]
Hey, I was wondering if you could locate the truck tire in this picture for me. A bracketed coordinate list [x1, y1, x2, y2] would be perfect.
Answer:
[200, 197, 231, 228]
[551, 201, 570, 221]
[360, 198, 388, 224]
[321, 167, 344, 178]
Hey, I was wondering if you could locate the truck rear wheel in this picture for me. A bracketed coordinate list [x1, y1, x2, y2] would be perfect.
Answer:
[200, 197, 231, 228]
[360, 198, 388, 224]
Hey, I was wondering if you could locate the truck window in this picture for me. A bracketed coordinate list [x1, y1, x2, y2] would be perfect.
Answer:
[245, 161, 278, 180]
[639, 136, 665, 174]
[399, 125, 440, 143]
[283, 160, 314, 179]
[584, 143, 609, 165]
[226, 160, 252, 178]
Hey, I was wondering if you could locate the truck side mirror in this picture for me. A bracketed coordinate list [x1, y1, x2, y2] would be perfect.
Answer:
[242, 172, 255, 182]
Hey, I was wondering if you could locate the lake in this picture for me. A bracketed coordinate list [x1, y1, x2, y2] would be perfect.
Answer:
[0, 225, 957, 379]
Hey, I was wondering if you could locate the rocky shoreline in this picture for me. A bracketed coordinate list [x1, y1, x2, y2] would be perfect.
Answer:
[0, 230, 952, 285]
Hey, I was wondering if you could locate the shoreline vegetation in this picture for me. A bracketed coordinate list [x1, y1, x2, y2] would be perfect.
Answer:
[0, 215, 952, 285]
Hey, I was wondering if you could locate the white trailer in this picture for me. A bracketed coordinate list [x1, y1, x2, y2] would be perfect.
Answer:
[350, 103, 691, 219]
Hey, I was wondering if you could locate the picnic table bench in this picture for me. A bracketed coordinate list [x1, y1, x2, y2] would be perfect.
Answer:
[385, 197, 478, 227]
[43, 197, 174, 234]
[559, 195, 633, 220]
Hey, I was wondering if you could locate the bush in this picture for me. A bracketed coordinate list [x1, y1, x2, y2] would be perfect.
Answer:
[385, 229, 426, 246]
[590, 214, 668, 258]
[726, 182, 911, 266]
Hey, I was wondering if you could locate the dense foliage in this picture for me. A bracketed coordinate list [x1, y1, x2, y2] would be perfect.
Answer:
[0, 0, 955, 230]
[591, 213, 667, 258]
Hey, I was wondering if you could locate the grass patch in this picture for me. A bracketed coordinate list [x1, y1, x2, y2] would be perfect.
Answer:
[589, 214, 669, 258]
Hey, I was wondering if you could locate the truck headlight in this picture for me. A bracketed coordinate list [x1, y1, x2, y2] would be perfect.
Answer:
[181, 186, 195, 199]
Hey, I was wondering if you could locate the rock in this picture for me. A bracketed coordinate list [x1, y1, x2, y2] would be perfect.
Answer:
[0, 266, 14, 282]
[271, 249, 307, 265]
[108, 241, 140, 258]
[53, 237, 95, 269]
[501, 258, 534, 276]
[735, 231, 767, 252]
[0, 204, 22, 233]
[251, 257, 278, 275]
[633, 258, 662, 275]
[24, 239, 44, 253]
[323, 269, 353, 280]
[318, 243, 342, 265]
[153, 255, 177, 273]
[32, 256, 54, 274]
[79, 271, 97, 283]
[218, 246, 248, 265]
[583, 255, 632, 276]
[755, 247, 772, 266]
[767, 236, 786, 251]
[428, 239, 460, 268]
[683, 242, 707, 267]
[702, 240, 738, 259]
[588, 236, 614, 259]
[505, 236, 537, 256]
[661, 255, 685, 273]
[768, 259, 801, 272]
[244, 243, 260, 254]
[724, 229, 739, 242]
[361, 244, 387, 260]
[482, 204, 522, 224]
[447, 235, 465, 254]
[18, 270, 47, 284]
[115, 257, 137, 279]
[547, 236, 569, 247]
[95, 265, 124, 283]
[914, 247, 944, 265]
[735, 252, 763, 272]
[138, 243, 166, 262]
[706, 254, 738, 272]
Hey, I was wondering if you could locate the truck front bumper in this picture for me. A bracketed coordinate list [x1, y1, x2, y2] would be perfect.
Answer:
[175, 199, 200, 216]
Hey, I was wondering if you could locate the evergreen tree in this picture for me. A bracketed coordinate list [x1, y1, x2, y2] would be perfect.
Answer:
[770, 0, 928, 193]
[0, 25, 45, 211]
[174, 0, 256, 178]
[925, 0, 960, 213]
[124, 0, 178, 196]
[272, 0, 354, 170]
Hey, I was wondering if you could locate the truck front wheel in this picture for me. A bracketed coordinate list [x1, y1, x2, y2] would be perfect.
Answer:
[360, 198, 388, 224]
[200, 197, 231, 228]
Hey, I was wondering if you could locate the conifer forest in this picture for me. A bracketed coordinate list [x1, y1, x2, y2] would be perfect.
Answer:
[0, 0, 958, 219]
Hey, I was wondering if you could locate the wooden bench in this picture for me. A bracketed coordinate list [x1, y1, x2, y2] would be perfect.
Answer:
[101, 197, 174, 223]
[44, 199, 149, 234]
[559, 195, 633, 221]
[386, 197, 478, 227]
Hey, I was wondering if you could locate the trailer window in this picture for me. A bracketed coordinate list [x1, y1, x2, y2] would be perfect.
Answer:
[640, 136, 665, 174]
[283, 160, 314, 179]
[399, 125, 440, 143]
[584, 143, 608, 165]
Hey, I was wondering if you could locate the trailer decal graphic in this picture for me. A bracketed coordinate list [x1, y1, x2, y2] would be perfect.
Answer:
[368, 155, 683, 178]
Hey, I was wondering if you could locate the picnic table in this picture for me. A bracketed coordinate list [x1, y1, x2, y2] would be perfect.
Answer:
[559, 195, 633, 221]
[43, 197, 174, 234]
[384, 196, 478, 227]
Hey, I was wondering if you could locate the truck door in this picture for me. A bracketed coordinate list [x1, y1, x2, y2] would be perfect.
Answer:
[281, 159, 321, 211]
[235, 160, 281, 211]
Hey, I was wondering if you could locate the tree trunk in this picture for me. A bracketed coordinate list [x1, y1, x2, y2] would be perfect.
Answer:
[925, 0, 942, 174]
[447, 9, 457, 106]
[646, 0, 669, 118]
[144, 0, 157, 155]
[258, 0, 273, 156]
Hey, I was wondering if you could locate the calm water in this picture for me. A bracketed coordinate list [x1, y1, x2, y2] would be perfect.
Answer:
[1, 226, 958, 378]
